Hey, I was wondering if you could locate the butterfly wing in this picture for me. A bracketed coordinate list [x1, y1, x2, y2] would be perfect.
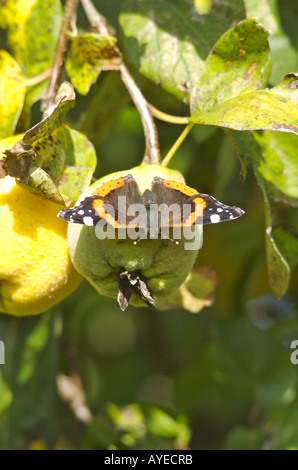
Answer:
[57, 174, 141, 227]
[151, 177, 244, 226]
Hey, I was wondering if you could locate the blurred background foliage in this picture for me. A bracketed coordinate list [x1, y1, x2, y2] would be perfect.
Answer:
[0, 0, 298, 450]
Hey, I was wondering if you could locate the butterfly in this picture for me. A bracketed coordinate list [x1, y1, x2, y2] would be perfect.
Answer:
[57, 174, 245, 235]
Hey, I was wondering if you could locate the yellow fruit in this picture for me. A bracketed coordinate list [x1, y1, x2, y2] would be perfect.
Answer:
[0, 135, 82, 316]
[66, 164, 201, 309]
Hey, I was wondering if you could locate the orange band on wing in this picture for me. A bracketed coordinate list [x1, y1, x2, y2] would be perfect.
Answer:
[182, 197, 206, 226]
[92, 199, 123, 228]
[163, 180, 198, 197]
[92, 177, 126, 197]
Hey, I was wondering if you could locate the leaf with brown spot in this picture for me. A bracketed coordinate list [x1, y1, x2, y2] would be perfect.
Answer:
[65, 33, 122, 95]
[190, 21, 298, 135]
[1, 82, 97, 204]
[120, 0, 246, 102]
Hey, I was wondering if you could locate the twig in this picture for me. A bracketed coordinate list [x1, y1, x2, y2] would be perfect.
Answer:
[119, 64, 161, 165]
[80, 0, 109, 35]
[25, 67, 52, 87]
[41, 0, 79, 113]
[80, 0, 161, 165]
[148, 104, 190, 125]
[57, 373, 93, 425]
[161, 123, 194, 167]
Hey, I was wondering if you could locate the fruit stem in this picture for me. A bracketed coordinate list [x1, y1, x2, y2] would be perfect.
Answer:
[148, 104, 190, 124]
[25, 67, 52, 87]
[161, 123, 194, 167]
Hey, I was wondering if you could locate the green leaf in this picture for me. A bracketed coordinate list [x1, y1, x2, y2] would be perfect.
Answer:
[0, 373, 12, 415]
[190, 19, 271, 111]
[191, 83, 298, 135]
[0, 0, 63, 105]
[243, 0, 298, 85]
[243, 0, 279, 36]
[278, 0, 298, 50]
[120, 0, 246, 102]
[194, 0, 213, 16]
[265, 223, 298, 298]
[0, 50, 26, 139]
[231, 130, 298, 297]
[157, 267, 217, 313]
[270, 73, 298, 106]
[2, 0, 62, 77]
[269, 35, 298, 86]
[265, 219, 292, 299]
[56, 128, 97, 204]
[266, 404, 298, 450]
[79, 71, 131, 147]
[147, 407, 190, 446]
[0, 312, 59, 449]
[1, 82, 97, 205]
[272, 227, 298, 272]
[252, 130, 298, 205]
[189, 18, 298, 134]
[224, 425, 265, 450]
[66, 33, 122, 95]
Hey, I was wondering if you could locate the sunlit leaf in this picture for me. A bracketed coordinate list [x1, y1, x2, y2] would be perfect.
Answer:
[190, 19, 271, 111]
[0, 51, 26, 139]
[56, 128, 97, 204]
[66, 33, 122, 95]
[194, 0, 212, 16]
[1, 0, 62, 77]
[243, 0, 279, 35]
[1, 82, 97, 204]
[244, 0, 298, 84]
[0, 373, 12, 414]
[252, 130, 298, 205]
[120, 0, 246, 102]
[158, 267, 217, 312]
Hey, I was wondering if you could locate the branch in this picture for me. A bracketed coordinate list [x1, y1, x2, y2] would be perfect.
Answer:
[41, 0, 79, 113]
[80, 0, 161, 165]
[119, 64, 161, 165]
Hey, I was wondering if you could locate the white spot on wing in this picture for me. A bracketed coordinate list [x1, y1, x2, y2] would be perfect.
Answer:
[210, 214, 221, 224]
[83, 216, 94, 226]
[78, 210, 85, 215]
[217, 208, 223, 212]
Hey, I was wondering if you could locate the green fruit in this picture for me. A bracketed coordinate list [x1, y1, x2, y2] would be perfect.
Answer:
[67, 165, 201, 309]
